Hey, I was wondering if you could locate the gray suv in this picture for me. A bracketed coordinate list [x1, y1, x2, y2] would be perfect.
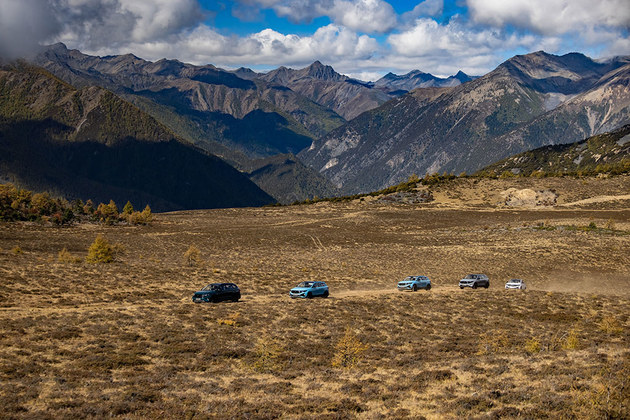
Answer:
[459, 274, 489, 289]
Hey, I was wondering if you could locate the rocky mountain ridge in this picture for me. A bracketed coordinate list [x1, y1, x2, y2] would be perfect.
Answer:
[374, 69, 475, 92]
[299, 51, 630, 194]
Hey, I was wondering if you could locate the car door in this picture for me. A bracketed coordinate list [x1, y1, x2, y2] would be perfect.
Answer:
[314, 282, 323, 296]
[215, 284, 225, 301]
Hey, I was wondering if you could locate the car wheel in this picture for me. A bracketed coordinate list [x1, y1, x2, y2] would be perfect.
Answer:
[472, 283, 477, 289]
[412, 285, 417, 292]
[460, 286, 464, 289]
[485, 283, 489, 289]
[322, 290, 329, 298]
[426, 284, 431, 291]
[306, 292, 313, 299]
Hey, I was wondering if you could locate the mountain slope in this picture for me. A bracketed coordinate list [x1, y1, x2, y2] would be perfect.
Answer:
[30, 43, 345, 160]
[479, 124, 630, 176]
[245, 154, 340, 204]
[299, 51, 630, 194]
[0, 63, 274, 211]
[260, 61, 392, 120]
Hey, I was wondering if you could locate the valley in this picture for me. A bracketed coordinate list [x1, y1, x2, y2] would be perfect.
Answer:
[1, 176, 628, 418]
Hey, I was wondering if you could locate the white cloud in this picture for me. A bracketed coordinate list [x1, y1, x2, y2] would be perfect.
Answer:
[388, 17, 523, 57]
[56, 0, 203, 50]
[402, 0, 444, 21]
[467, 0, 630, 36]
[385, 16, 546, 76]
[85, 23, 380, 70]
[236, 0, 398, 33]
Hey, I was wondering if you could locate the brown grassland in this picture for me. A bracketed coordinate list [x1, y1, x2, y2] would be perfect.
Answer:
[1, 176, 629, 419]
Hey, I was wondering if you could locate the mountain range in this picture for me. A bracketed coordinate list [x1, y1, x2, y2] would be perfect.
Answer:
[23, 43, 474, 203]
[2, 45, 629, 209]
[373, 70, 475, 93]
[299, 51, 630, 193]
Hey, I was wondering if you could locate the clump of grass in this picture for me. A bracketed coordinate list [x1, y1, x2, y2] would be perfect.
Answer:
[250, 335, 285, 373]
[332, 327, 368, 369]
[562, 329, 580, 350]
[57, 248, 81, 264]
[599, 316, 623, 335]
[525, 338, 541, 354]
[217, 312, 240, 327]
[477, 332, 511, 355]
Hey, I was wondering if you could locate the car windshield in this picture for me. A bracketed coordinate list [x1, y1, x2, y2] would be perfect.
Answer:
[296, 281, 314, 288]
[510, 279, 521, 283]
[464, 274, 476, 279]
[403, 277, 415, 282]
[201, 284, 220, 291]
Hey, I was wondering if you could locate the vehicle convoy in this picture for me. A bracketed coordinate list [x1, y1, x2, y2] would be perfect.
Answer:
[290, 281, 329, 299]
[505, 278, 526, 289]
[459, 274, 490, 289]
[192, 283, 241, 303]
[398, 276, 432, 291]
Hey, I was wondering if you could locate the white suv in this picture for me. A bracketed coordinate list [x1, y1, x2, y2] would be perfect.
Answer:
[505, 279, 526, 290]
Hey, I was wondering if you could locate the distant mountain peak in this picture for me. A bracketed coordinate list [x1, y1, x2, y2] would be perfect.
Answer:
[304, 61, 344, 81]
[453, 71, 472, 82]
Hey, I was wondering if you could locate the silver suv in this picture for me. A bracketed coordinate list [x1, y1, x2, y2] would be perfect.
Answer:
[459, 274, 489, 289]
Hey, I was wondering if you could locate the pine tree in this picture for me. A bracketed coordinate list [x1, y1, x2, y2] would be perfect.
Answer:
[86, 235, 114, 263]
[122, 201, 134, 215]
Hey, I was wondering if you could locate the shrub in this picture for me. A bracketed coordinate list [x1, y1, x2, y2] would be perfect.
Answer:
[83, 199, 95, 215]
[128, 205, 153, 225]
[58, 248, 81, 264]
[86, 235, 114, 263]
[332, 327, 368, 369]
[96, 200, 119, 224]
[477, 332, 511, 355]
[183, 245, 200, 267]
[251, 335, 285, 373]
[141, 205, 152, 223]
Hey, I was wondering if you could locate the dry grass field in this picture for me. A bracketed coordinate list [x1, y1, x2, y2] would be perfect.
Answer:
[1, 177, 629, 419]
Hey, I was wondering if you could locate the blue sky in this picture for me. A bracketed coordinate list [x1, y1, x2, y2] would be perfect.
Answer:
[1, 0, 629, 80]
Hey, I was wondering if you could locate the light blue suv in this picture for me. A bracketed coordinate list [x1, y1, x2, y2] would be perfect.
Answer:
[290, 281, 329, 299]
[397, 276, 432, 291]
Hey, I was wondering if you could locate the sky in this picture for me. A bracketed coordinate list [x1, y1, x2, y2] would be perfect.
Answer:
[0, 0, 629, 80]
